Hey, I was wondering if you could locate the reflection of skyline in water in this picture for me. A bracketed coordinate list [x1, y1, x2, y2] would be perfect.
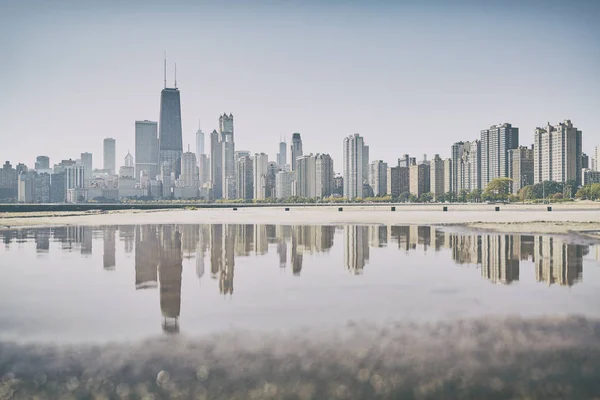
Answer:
[1, 224, 595, 332]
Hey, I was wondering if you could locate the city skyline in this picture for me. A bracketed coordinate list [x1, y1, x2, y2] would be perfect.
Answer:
[2, 1, 599, 169]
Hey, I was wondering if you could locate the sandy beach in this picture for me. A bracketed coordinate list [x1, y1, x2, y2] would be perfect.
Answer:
[1, 202, 600, 237]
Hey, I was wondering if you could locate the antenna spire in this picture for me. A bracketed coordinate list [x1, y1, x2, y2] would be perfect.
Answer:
[198, 118, 201, 130]
[163, 51, 167, 88]
[174, 62, 177, 88]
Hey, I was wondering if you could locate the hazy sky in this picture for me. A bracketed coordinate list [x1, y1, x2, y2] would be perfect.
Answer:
[1, 0, 599, 170]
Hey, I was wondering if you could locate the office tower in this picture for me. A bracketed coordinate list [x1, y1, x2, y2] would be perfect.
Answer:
[443, 158, 453, 193]
[276, 171, 294, 199]
[410, 162, 430, 198]
[291, 133, 303, 172]
[594, 145, 600, 171]
[65, 164, 85, 190]
[296, 155, 317, 198]
[252, 153, 268, 200]
[198, 154, 210, 187]
[160, 162, 173, 198]
[103, 138, 116, 175]
[35, 156, 50, 170]
[35, 173, 51, 202]
[277, 139, 287, 168]
[80, 152, 92, 187]
[455, 140, 481, 193]
[220, 113, 236, 199]
[196, 122, 205, 157]
[450, 142, 464, 193]
[480, 123, 519, 190]
[135, 120, 159, 180]
[210, 130, 222, 199]
[343, 133, 367, 199]
[158, 69, 183, 178]
[18, 171, 37, 202]
[315, 153, 334, 198]
[429, 154, 444, 199]
[180, 151, 198, 188]
[368, 160, 387, 196]
[533, 120, 583, 184]
[387, 167, 400, 198]
[362, 145, 369, 184]
[266, 161, 278, 198]
[50, 172, 66, 202]
[0, 161, 17, 200]
[507, 146, 534, 194]
[236, 156, 254, 200]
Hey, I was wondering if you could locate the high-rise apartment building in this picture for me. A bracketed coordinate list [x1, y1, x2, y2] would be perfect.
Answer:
[398, 154, 410, 168]
[291, 133, 303, 172]
[103, 138, 116, 175]
[266, 161, 278, 198]
[507, 146, 534, 194]
[368, 160, 387, 197]
[158, 83, 183, 177]
[296, 155, 317, 198]
[276, 171, 294, 199]
[409, 162, 430, 198]
[480, 123, 519, 190]
[533, 120, 582, 184]
[236, 156, 254, 200]
[0, 161, 18, 200]
[455, 140, 481, 193]
[160, 162, 173, 198]
[65, 164, 85, 190]
[135, 120, 159, 180]
[450, 142, 464, 193]
[252, 153, 268, 200]
[277, 140, 287, 169]
[443, 158, 453, 194]
[17, 171, 37, 202]
[210, 130, 222, 199]
[343, 134, 367, 199]
[180, 151, 198, 188]
[429, 154, 445, 199]
[315, 154, 334, 198]
[593, 145, 600, 171]
[220, 113, 236, 199]
[387, 167, 400, 198]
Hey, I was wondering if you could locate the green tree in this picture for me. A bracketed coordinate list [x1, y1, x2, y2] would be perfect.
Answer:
[466, 188, 482, 203]
[458, 189, 468, 203]
[419, 192, 433, 203]
[484, 178, 513, 202]
[398, 192, 411, 203]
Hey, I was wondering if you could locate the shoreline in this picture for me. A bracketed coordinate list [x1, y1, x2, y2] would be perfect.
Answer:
[2, 204, 600, 239]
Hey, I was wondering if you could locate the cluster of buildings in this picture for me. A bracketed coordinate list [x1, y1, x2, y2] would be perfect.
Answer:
[1, 64, 598, 202]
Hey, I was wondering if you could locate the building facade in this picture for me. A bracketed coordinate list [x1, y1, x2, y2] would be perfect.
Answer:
[236, 156, 254, 200]
[429, 154, 445, 199]
[480, 123, 519, 190]
[296, 155, 317, 198]
[276, 171, 294, 199]
[409, 163, 430, 198]
[135, 120, 159, 180]
[103, 138, 116, 175]
[291, 133, 303, 172]
[533, 120, 583, 184]
[315, 154, 334, 198]
[158, 86, 183, 177]
[507, 146, 534, 194]
[220, 113, 236, 199]
[343, 133, 367, 199]
[368, 160, 387, 197]
[277, 140, 287, 169]
[252, 153, 269, 200]
[210, 129, 222, 199]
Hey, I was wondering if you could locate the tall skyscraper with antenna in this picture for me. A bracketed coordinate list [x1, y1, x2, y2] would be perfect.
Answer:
[158, 56, 183, 178]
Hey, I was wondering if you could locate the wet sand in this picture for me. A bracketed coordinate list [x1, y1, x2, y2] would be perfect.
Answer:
[1, 203, 600, 237]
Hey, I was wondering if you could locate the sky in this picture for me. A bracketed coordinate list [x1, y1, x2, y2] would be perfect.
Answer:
[1, 0, 599, 170]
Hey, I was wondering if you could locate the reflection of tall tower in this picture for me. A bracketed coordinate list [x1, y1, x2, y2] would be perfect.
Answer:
[119, 226, 135, 253]
[291, 230, 303, 276]
[369, 226, 388, 248]
[103, 226, 116, 270]
[135, 225, 158, 289]
[196, 226, 208, 281]
[534, 236, 583, 286]
[344, 225, 369, 274]
[253, 224, 268, 255]
[81, 226, 93, 255]
[220, 225, 235, 295]
[210, 224, 223, 277]
[158, 225, 183, 333]
[35, 228, 51, 252]
[480, 235, 519, 284]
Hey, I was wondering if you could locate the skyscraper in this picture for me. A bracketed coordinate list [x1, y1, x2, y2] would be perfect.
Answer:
[220, 113, 236, 199]
[276, 171, 294, 199]
[135, 120, 159, 180]
[103, 138, 116, 175]
[480, 123, 519, 190]
[507, 146, 534, 194]
[593, 145, 600, 172]
[210, 130, 222, 199]
[456, 140, 481, 192]
[387, 166, 400, 198]
[533, 120, 582, 184]
[124, 152, 134, 167]
[158, 73, 183, 178]
[236, 156, 254, 200]
[252, 153, 268, 200]
[180, 151, 198, 188]
[80, 152, 92, 188]
[34, 156, 50, 171]
[429, 154, 445, 199]
[196, 122, 205, 158]
[277, 140, 287, 169]
[343, 133, 367, 199]
[296, 155, 317, 198]
[315, 153, 334, 198]
[410, 162, 430, 198]
[291, 133, 303, 172]
[450, 142, 464, 193]
[368, 160, 387, 197]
